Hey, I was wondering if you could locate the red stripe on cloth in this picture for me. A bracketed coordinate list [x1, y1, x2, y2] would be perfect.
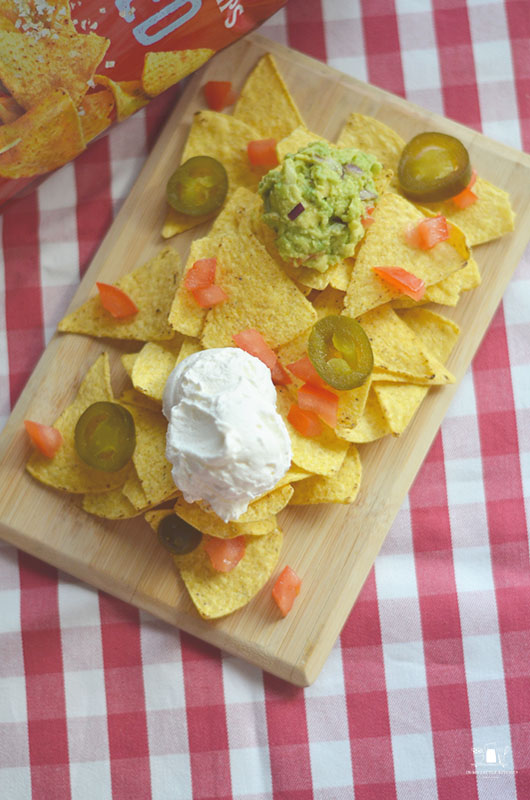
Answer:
[99, 593, 152, 800]
[341, 571, 397, 798]
[361, 0, 405, 97]
[3, 191, 44, 407]
[263, 672, 313, 800]
[505, 0, 530, 150]
[74, 136, 114, 279]
[145, 89, 181, 154]
[472, 306, 530, 793]
[18, 553, 71, 800]
[409, 435, 478, 800]
[432, 1, 481, 128]
[286, 0, 327, 62]
[180, 634, 233, 800]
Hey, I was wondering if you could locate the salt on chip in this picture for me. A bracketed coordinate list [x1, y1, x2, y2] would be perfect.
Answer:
[124, 404, 176, 506]
[26, 353, 130, 493]
[0, 89, 86, 179]
[79, 89, 114, 143]
[0, 0, 74, 31]
[234, 53, 305, 141]
[59, 248, 181, 342]
[131, 337, 183, 403]
[94, 76, 149, 121]
[343, 192, 467, 319]
[174, 497, 277, 539]
[162, 110, 260, 239]
[142, 48, 214, 97]
[0, 29, 109, 110]
[290, 444, 362, 505]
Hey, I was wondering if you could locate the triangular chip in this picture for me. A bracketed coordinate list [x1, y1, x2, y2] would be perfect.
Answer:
[0, 0, 74, 31]
[82, 484, 140, 519]
[0, 95, 23, 124]
[234, 53, 305, 140]
[346, 387, 392, 443]
[79, 89, 114, 143]
[26, 353, 131, 493]
[343, 192, 467, 318]
[130, 337, 183, 403]
[124, 404, 176, 506]
[290, 444, 362, 504]
[174, 497, 277, 539]
[142, 48, 214, 97]
[0, 29, 109, 110]
[276, 125, 327, 162]
[94, 76, 149, 121]
[59, 248, 181, 341]
[336, 112, 404, 191]
[168, 237, 221, 337]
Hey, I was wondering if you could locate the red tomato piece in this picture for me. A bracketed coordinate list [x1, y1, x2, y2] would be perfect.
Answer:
[247, 138, 279, 169]
[184, 257, 217, 290]
[272, 565, 302, 617]
[372, 266, 426, 301]
[287, 403, 322, 437]
[203, 535, 245, 572]
[286, 353, 328, 389]
[203, 81, 236, 112]
[297, 382, 339, 428]
[96, 282, 138, 319]
[24, 420, 63, 458]
[191, 284, 228, 308]
[405, 215, 449, 250]
[452, 169, 478, 209]
[233, 328, 291, 385]
[361, 206, 375, 228]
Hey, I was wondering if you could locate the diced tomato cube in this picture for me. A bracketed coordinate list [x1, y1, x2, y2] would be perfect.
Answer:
[452, 171, 478, 209]
[272, 565, 302, 617]
[297, 382, 339, 428]
[96, 282, 138, 318]
[203, 535, 245, 572]
[191, 284, 227, 308]
[405, 215, 449, 250]
[247, 138, 279, 169]
[287, 403, 322, 437]
[286, 354, 328, 389]
[233, 328, 291, 385]
[361, 206, 375, 228]
[184, 257, 217, 290]
[372, 266, 426, 301]
[24, 420, 63, 458]
[203, 81, 236, 112]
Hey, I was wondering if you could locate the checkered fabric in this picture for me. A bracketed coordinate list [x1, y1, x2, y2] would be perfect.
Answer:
[1, 0, 529, 798]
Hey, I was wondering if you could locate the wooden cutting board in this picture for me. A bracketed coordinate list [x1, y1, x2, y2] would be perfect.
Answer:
[1, 34, 530, 686]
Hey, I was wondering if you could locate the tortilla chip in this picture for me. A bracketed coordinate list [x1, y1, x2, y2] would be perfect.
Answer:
[0, 88, 86, 178]
[343, 192, 467, 318]
[168, 237, 217, 337]
[161, 109, 260, 238]
[290, 444, 362, 504]
[26, 353, 131, 493]
[131, 337, 183, 403]
[458, 256, 481, 292]
[336, 112, 404, 191]
[346, 387, 392, 443]
[121, 352, 138, 378]
[142, 48, 214, 97]
[94, 76, 149, 121]
[0, 94, 23, 123]
[176, 337, 202, 365]
[0, 0, 73, 31]
[274, 465, 311, 488]
[276, 125, 326, 162]
[79, 89, 114, 143]
[117, 388, 163, 413]
[234, 53, 305, 141]
[174, 497, 277, 539]
[398, 307, 460, 363]
[236, 484, 294, 522]
[124, 404, 176, 506]
[276, 386, 349, 476]
[0, 29, 109, 110]
[59, 248, 181, 341]
[82, 483, 141, 519]
[176, 528, 283, 619]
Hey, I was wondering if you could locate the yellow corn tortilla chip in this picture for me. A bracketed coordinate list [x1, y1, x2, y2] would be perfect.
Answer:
[122, 467, 150, 510]
[131, 337, 183, 403]
[290, 444, 362, 504]
[276, 125, 327, 162]
[336, 112, 404, 191]
[0, 88, 86, 178]
[82, 483, 141, 519]
[358, 305, 455, 385]
[117, 388, 163, 413]
[343, 192, 467, 318]
[94, 76, 149, 121]
[372, 381, 428, 436]
[0, 0, 73, 31]
[398, 307, 460, 363]
[121, 352, 138, 378]
[26, 353, 131, 493]
[79, 89, 114, 143]
[59, 248, 181, 341]
[0, 29, 109, 110]
[0, 94, 23, 123]
[176, 337, 202, 365]
[124, 404, 175, 506]
[274, 465, 311, 489]
[142, 48, 214, 97]
[458, 256, 481, 292]
[276, 386, 349, 476]
[174, 497, 277, 539]
[168, 237, 217, 338]
[176, 528, 283, 619]
[347, 387, 392, 443]
[417, 177, 515, 246]
[234, 53, 305, 141]
[235, 484, 294, 522]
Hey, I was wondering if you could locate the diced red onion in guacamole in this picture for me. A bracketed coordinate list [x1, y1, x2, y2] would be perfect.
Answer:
[288, 202, 305, 220]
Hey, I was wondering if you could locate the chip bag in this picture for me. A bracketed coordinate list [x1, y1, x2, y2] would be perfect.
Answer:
[0, 0, 286, 207]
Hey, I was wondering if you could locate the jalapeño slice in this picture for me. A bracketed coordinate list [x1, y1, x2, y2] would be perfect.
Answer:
[308, 315, 373, 391]
[398, 132, 472, 203]
[166, 155, 228, 216]
[74, 401, 135, 472]
[158, 513, 202, 556]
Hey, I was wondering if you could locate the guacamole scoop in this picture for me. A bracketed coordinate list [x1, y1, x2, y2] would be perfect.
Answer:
[259, 141, 381, 272]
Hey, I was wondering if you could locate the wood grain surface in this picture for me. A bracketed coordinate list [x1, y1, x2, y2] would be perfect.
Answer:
[1, 34, 530, 686]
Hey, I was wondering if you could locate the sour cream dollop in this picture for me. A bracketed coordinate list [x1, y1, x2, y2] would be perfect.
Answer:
[162, 348, 292, 522]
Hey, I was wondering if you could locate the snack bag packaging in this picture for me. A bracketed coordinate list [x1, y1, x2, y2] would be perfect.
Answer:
[0, 0, 286, 208]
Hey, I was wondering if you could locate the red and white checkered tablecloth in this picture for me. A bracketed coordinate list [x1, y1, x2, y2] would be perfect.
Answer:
[1, 1, 529, 798]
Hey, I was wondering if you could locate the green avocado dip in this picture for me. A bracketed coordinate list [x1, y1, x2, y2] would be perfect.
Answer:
[259, 141, 381, 272]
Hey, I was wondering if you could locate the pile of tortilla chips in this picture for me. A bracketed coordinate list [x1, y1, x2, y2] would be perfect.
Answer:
[27, 54, 515, 619]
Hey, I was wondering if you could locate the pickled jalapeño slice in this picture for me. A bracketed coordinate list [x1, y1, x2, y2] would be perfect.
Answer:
[308, 315, 373, 391]
[166, 155, 228, 216]
[398, 132, 472, 203]
[158, 514, 202, 556]
[75, 401, 135, 472]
